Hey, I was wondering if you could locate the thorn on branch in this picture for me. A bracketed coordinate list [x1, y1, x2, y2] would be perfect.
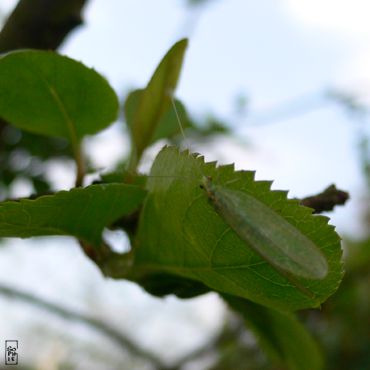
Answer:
[300, 184, 349, 214]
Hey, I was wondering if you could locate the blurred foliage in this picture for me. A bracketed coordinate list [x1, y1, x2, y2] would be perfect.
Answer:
[316, 236, 370, 370]
[359, 135, 370, 188]
[326, 88, 368, 118]
[188, 115, 230, 136]
[0, 124, 72, 198]
[187, 0, 215, 7]
[207, 318, 271, 370]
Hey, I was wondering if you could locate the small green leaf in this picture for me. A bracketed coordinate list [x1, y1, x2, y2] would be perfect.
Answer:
[0, 50, 119, 141]
[126, 39, 188, 166]
[224, 295, 324, 370]
[0, 184, 146, 246]
[134, 146, 343, 311]
[125, 89, 189, 145]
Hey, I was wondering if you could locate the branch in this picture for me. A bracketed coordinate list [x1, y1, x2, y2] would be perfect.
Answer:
[0, 0, 88, 53]
[0, 282, 166, 368]
[300, 184, 349, 214]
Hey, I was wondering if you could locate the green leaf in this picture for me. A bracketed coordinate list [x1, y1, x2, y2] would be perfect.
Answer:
[134, 146, 343, 311]
[125, 89, 189, 145]
[0, 184, 146, 246]
[126, 39, 188, 166]
[224, 295, 324, 370]
[0, 50, 119, 141]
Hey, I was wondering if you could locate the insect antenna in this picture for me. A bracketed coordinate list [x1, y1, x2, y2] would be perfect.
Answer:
[168, 88, 190, 149]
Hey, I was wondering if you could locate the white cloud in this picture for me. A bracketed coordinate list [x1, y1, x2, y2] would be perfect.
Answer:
[282, 0, 370, 38]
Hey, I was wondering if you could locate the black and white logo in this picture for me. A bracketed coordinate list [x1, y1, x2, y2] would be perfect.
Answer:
[5, 340, 18, 365]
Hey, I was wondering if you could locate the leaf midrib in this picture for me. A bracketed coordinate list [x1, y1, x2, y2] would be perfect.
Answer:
[26, 58, 81, 156]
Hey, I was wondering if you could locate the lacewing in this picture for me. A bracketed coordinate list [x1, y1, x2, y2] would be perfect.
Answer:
[201, 176, 329, 280]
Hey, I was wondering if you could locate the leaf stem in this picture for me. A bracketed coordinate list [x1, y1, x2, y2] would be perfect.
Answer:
[74, 142, 85, 187]
[48, 86, 86, 187]
[127, 144, 139, 176]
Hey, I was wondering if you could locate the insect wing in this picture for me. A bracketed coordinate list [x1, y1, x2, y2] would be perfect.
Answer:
[204, 181, 328, 280]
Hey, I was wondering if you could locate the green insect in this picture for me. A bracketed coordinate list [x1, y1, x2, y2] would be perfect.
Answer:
[200, 176, 329, 280]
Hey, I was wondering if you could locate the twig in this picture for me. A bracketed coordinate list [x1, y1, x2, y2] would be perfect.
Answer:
[300, 184, 349, 214]
[0, 282, 165, 368]
[0, 0, 88, 52]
